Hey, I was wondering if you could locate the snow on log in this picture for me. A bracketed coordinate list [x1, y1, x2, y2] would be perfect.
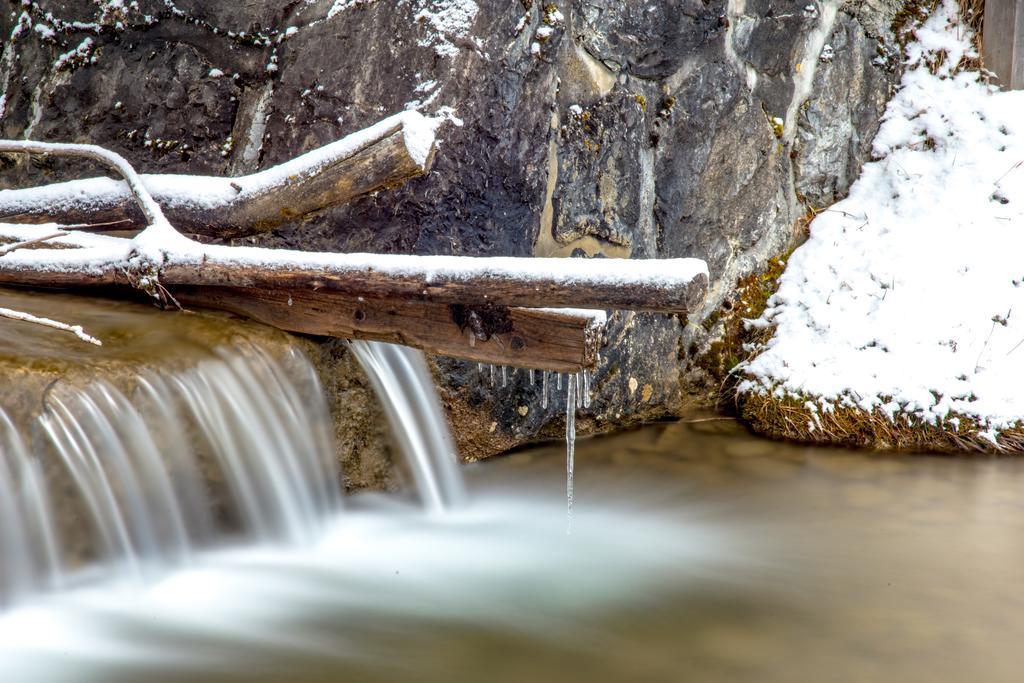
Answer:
[0, 229, 709, 314]
[0, 132, 707, 369]
[0, 111, 438, 237]
[173, 287, 606, 372]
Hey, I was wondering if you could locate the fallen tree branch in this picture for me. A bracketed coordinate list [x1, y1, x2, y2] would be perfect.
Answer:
[0, 131, 710, 369]
[0, 306, 101, 345]
[0, 111, 438, 238]
[0, 139, 162, 225]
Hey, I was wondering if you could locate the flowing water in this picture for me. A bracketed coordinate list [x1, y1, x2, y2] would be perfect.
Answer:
[1, 290, 1024, 681]
[348, 341, 464, 512]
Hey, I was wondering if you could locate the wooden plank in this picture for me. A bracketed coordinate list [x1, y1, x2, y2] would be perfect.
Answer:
[984, 0, 1024, 89]
[173, 286, 605, 371]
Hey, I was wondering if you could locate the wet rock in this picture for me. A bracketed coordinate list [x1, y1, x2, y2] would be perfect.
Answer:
[0, 0, 906, 459]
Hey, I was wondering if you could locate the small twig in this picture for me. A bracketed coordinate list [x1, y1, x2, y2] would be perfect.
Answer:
[821, 208, 863, 219]
[57, 218, 136, 233]
[0, 306, 102, 345]
[0, 140, 165, 226]
[0, 231, 67, 255]
[994, 160, 1023, 186]
[679, 416, 739, 424]
[1007, 337, 1024, 357]
[975, 318, 998, 373]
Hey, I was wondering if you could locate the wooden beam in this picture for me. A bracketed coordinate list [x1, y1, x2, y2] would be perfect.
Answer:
[0, 113, 436, 238]
[172, 286, 604, 371]
[984, 0, 1024, 89]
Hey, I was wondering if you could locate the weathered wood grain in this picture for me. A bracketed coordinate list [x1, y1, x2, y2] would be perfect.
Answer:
[984, 0, 1024, 89]
[173, 286, 604, 371]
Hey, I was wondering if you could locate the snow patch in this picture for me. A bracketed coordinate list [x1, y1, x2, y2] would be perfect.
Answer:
[327, 0, 376, 19]
[409, 0, 480, 58]
[739, 0, 1024, 443]
[54, 38, 94, 71]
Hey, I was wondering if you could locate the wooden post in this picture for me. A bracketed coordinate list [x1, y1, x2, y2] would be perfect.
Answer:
[984, 0, 1024, 89]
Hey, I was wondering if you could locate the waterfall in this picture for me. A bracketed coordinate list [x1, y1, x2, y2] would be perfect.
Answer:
[0, 412, 60, 601]
[349, 341, 466, 512]
[0, 341, 465, 606]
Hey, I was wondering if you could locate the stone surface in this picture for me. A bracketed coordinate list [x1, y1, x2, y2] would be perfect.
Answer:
[0, 0, 906, 459]
[793, 11, 898, 209]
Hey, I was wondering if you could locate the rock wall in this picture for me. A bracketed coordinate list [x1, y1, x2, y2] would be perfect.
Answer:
[0, 0, 906, 458]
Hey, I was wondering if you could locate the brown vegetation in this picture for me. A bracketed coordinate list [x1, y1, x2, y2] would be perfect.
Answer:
[742, 391, 1024, 454]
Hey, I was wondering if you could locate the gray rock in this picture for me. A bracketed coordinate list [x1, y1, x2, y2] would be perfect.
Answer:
[0, 0, 906, 461]
[794, 10, 898, 209]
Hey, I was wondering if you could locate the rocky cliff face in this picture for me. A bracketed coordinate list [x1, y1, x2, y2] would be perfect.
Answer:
[0, 0, 905, 458]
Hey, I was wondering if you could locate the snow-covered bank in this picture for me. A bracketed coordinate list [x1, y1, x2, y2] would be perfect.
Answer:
[738, 0, 1024, 450]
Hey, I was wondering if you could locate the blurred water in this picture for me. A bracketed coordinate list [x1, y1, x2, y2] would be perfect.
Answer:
[349, 341, 465, 512]
[2, 418, 1024, 682]
[1, 288, 1023, 681]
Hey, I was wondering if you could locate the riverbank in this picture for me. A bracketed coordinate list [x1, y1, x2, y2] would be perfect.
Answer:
[735, 0, 1024, 452]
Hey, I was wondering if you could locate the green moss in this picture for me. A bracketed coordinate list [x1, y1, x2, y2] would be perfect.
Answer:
[691, 246, 796, 400]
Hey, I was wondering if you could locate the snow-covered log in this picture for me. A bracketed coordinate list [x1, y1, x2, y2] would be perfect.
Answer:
[0, 135, 708, 370]
[0, 223, 706, 369]
[0, 111, 438, 237]
[0, 229, 708, 314]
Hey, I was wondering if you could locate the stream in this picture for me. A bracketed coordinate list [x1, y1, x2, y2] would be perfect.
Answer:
[0, 288, 1021, 681]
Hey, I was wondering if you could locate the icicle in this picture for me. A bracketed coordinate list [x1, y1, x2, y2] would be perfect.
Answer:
[488, 364, 495, 387]
[529, 368, 535, 386]
[565, 373, 577, 534]
[468, 331, 476, 348]
[582, 369, 591, 409]
[477, 362, 485, 376]
[501, 365, 507, 388]
[541, 371, 549, 409]
[556, 373, 562, 390]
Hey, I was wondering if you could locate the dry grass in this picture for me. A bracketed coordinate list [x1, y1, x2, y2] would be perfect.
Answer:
[894, 1, 985, 58]
[959, 0, 985, 45]
[741, 390, 1024, 454]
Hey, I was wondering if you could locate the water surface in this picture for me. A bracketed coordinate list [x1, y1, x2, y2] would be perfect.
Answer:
[3, 418, 1023, 682]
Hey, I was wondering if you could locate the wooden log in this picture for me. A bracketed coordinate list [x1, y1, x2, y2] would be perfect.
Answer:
[984, 0, 1024, 89]
[0, 125, 708, 370]
[0, 241, 708, 314]
[173, 286, 604, 372]
[0, 112, 436, 238]
[158, 258, 708, 312]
